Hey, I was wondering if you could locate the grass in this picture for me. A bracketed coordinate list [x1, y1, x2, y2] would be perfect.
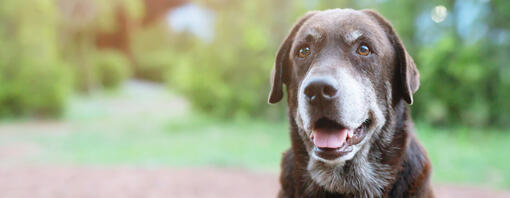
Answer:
[11, 112, 510, 188]
[1, 82, 509, 189]
[39, 115, 290, 171]
[415, 123, 510, 188]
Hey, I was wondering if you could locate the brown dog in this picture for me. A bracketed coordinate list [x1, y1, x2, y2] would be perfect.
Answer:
[268, 9, 433, 198]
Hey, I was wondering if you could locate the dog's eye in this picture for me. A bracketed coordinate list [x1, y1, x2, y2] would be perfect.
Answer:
[356, 44, 371, 56]
[298, 47, 311, 58]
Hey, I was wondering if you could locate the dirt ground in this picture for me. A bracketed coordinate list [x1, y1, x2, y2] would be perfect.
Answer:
[0, 166, 509, 198]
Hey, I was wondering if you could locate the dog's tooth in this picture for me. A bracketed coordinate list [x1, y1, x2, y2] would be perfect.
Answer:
[347, 130, 354, 138]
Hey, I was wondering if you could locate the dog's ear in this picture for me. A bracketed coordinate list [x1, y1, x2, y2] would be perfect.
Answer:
[362, 9, 420, 104]
[268, 11, 317, 104]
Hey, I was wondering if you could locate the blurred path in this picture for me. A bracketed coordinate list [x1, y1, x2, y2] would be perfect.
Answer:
[0, 80, 190, 134]
[65, 80, 190, 121]
[0, 166, 509, 198]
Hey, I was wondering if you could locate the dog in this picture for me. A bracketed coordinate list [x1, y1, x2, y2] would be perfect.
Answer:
[268, 9, 433, 198]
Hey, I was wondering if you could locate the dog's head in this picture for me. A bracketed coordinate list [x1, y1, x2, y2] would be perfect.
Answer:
[268, 8, 420, 193]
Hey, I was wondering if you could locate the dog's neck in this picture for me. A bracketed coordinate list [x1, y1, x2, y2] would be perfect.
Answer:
[287, 101, 411, 197]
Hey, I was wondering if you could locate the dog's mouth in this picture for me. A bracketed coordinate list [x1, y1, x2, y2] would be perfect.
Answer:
[310, 117, 371, 160]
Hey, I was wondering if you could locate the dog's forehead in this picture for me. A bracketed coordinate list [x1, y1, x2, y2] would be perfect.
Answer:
[298, 9, 384, 42]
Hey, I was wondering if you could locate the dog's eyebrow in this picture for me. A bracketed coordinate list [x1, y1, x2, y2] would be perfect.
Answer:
[303, 28, 324, 42]
[344, 30, 364, 44]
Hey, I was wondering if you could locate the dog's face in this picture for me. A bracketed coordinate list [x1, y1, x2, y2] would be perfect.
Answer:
[268, 9, 420, 192]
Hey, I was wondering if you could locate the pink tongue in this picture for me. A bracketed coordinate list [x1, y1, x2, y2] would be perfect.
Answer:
[313, 128, 350, 148]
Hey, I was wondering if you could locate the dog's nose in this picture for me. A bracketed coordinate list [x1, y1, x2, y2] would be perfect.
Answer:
[303, 77, 339, 102]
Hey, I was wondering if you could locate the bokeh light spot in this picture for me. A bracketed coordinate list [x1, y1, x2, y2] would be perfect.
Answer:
[431, 5, 448, 23]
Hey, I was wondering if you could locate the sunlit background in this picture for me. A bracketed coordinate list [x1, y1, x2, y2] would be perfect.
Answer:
[0, 0, 509, 197]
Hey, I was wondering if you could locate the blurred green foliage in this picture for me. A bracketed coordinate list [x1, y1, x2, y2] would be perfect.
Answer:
[411, 1, 510, 127]
[138, 0, 295, 118]
[94, 50, 132, 90]
[130, 24, 179, 82]
[0, 0, 136, 117]
[0, 0, 71, 117]
[0, 0, 509, 127]
[58, 0, 139, 92]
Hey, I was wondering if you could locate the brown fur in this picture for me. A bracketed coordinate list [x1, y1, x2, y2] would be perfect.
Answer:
[268, 9, 433, 198]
